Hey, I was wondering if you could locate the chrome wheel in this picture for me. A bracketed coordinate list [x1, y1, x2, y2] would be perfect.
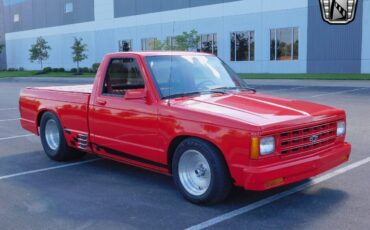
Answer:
[45, 119, 60, 150]
[178, 149, 211, 196]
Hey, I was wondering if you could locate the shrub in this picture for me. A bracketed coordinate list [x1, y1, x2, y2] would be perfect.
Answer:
[58, 68, 65, 72]
[43, 67, 52, 73]
[81, 67, 89, 73]
[35, 70, 47, 75]
[19, 67, 25, 71]
[7, 68, 17, 72]
[70, 68, 77, 73]
[92, 63, 100, 73]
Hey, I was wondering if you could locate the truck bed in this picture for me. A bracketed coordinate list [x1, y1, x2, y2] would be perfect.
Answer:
[19, 84, 93, 139]
[21, 84, 93, 104]
[32, 84, 93, 94]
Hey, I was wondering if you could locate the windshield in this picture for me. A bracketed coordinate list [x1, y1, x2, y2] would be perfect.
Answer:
[146, 55, 249, 99]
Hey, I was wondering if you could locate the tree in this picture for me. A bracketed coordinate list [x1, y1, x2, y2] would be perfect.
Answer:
[175, 30, 200, 51]
[148, 39, 164, 51]
[140, 30, 201, 52]
[71, 37, 88, 74]
[29, 37, 51, 69]
[159, 30, 201, 51]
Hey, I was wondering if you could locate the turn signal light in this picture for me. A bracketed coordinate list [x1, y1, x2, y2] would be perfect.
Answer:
[250, 137, 259, 159]
[265, 177, 284, 188]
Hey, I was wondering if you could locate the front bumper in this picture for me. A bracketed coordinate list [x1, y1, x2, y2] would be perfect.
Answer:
[242, 143, 351, 191]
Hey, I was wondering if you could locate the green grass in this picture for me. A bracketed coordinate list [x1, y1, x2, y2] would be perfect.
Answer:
[239, 73, 370, 80]
[0, 71, 95, 78]
[0, 71, 38, 78]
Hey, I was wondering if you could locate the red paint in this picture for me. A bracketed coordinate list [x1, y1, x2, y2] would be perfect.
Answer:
[19, 52, 351, 190]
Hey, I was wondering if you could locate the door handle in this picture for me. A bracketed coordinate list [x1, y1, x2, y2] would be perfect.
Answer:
[96, 99, 107, 106]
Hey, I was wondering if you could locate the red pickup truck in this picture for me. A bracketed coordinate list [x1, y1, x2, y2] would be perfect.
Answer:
[19, 52, 351, 204]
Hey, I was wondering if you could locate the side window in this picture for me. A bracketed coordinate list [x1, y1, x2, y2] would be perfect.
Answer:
[102, 58, 145, 96]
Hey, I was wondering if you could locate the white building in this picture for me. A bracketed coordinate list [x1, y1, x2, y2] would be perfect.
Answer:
[1, 0, 369, 73]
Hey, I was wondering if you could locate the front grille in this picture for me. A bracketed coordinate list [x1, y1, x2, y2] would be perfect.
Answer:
[280, 122, 337, 155]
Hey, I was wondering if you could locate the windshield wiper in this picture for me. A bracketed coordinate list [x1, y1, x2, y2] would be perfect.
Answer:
[211, 86, 256, 93]
[206, 90, 228, 95]
[162, 91, 202, 100]
[162, 89, 228, 100]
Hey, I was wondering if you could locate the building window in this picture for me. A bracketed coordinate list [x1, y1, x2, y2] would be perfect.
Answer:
[198, 33, 217, 56]
[165, 36, 178, 50]
[65, 2, 73, 14]
[141, 38, 160, 51]
[270, 27, 299, 61]
[119, 40, 132, 52]
[230, 31, 255, 61]
[293, 28, 299, 60]
[13, 14, 20, 23]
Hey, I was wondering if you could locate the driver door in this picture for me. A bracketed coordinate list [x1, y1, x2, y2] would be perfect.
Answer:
[90, 57, 164, 168]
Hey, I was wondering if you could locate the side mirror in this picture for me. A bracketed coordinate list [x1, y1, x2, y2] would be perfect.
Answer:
[125, 88, 146, 100]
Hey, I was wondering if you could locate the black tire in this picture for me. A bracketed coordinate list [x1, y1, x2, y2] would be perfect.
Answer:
[40, 112, 85, 161]
[172, 138, 232, 205]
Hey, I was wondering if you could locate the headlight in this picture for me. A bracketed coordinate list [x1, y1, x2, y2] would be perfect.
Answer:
[260, 136, 275, 155]
[337, 121, 346, 136]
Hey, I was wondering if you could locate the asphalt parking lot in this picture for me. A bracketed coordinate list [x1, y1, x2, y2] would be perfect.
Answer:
[0, 77, 370, 230]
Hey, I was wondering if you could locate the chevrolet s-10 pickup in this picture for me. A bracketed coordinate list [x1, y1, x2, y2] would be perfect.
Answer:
[19, 52, 351, 204]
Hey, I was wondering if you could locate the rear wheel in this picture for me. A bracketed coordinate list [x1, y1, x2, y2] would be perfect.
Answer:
[40, 112, 85, 161]
[172, 138, 232, 204]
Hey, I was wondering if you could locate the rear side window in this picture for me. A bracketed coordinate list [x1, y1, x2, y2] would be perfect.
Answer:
[102, 58, 145, 96]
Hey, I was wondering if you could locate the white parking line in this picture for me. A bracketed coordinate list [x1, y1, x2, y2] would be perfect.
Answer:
[0, 134, 34, 141]
[186, 156, 370, 230]
[0, 118, 20, 122]
[309, 88, 368, 98]
[0, 108, 18, 111]
[0, 158, 102, 181]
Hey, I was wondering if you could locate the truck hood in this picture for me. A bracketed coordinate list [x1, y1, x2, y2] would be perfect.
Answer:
[171, 92, 344, 131]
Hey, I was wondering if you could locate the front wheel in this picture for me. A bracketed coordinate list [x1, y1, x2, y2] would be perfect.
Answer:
[172, 138, 232, 204]
[40, 112, 85, 161]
